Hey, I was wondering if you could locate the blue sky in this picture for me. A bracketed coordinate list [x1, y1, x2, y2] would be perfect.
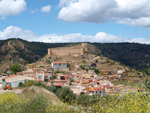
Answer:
[0, 0, 150, 43]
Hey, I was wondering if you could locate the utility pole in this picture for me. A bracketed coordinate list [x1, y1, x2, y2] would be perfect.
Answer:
[50, 68, 54, 93]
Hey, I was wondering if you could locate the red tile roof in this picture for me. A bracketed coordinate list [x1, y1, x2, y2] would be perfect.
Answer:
[53, 62, 67, 64]
[57, 83, 63, 86]
[95, 88, 103, 91]
[103, 84, 110, 88]
[88, 87, 95, 92]
[44, 73, 50, 76]
[64, 75, 70, 78]
[3, 75, 18, 79]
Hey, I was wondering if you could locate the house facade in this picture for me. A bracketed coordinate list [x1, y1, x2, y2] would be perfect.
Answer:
[2, 75, 33, 89]
[35, 71, 44, 81]
[52, 62, 67, 69]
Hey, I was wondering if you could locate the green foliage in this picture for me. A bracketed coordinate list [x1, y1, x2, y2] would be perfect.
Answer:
[93, 43, 150, 70]
[95, 60, 98, 63]
[0, 92, 79, 113]
[93, 69, 100, 74]
[17, 80, 62, 94]
[144, 79, 150, 90]
[56, 87, 76, 104]
[24, 94, 48, 113]
[143, 68, 149, 75]
[108, 71, 112, 75]
[137, 72, 140, 75]
[50, 75, 57, 80]
[1, 91, 150, 113]
[67, 63, 71, 68]
[55, 71, 65, 74]
[76, 94, 101, 106]
[0, 92, 49, 113]
[18, 80, 52, 91]
[56, 70, 61, 73]
[80, 65, 88, 70]
[18, 82, 24, 87]
[80, 65, 85, 70]
[10, 64, 21, 74]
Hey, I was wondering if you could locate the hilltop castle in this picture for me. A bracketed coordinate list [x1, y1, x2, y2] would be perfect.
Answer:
[48, 43, 88, 56]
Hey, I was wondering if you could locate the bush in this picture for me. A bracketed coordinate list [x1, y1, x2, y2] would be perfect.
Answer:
[95, 60, 98, 63]
[24, 94, 48, 112]
[80, 65, 87, 70]
[94, 69, 100, 74]
[18, 82, 24, 87]
[67, 63, 71, 68]
[76, 94, 102, 106]
[10, 64, 21, 74]
[55, 87, 76, 104]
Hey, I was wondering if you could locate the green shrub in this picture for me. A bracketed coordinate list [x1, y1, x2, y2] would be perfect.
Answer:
[56, 87, 76, 104]
[67, 63, 71, 68]
[94, 69, 100, 74]
[76, 94, 102, 106]
[18, 82, 24, 87]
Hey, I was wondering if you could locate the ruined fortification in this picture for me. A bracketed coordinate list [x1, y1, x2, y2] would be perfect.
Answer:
[48, 43, 88, 56]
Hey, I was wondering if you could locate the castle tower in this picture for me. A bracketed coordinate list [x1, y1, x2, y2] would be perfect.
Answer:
[48, 49, 52, 56]
[81, 43, 88, 52]
[81, 47, 84, 55]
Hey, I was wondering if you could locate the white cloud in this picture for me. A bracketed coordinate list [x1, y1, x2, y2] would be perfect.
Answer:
[58, 0, 78, 7]
[41, 5, 51, 13]
[30, 9, 38, 14]
[0, 0, 26, 19]
[58, 0, 150, 28]
[0, 26, 150, 44]
[118, 17, 150, 28]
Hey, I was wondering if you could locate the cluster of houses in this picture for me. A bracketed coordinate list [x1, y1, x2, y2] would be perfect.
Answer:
[68, 71, 124, 95]
[0, 61, 128, 96]
[0, 62, 68, 89]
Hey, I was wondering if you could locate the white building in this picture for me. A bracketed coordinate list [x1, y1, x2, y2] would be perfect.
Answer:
[51, 62, 67, 69]
[35, 71, 44, 81]
[2, 75, 33, 88]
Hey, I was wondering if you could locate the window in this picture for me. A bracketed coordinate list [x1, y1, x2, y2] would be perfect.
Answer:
[38, 75, 42, 80]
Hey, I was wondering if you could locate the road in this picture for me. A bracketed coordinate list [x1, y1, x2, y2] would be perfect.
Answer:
[0, 89, 23, 94]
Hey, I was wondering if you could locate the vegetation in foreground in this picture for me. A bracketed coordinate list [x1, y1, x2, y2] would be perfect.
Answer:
[0, 91, 78, 113]
[15, 80, 150, 112]
[1, 89, 150, 113]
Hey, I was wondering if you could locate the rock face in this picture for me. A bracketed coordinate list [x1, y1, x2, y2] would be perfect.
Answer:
[48, 43, 88, 56]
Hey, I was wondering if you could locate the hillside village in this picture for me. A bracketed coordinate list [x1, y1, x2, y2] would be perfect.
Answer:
[0, 43, 146, 95]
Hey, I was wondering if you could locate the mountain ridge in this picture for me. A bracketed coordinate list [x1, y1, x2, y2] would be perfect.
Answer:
[0, 38, 149, 73]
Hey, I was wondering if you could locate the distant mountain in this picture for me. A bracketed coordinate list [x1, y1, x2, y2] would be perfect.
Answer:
[0, 38, 149, 73]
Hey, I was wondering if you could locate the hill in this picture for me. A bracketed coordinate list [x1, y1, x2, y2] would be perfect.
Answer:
[0, 39, 68, 74]
[93, 43, 150, 70]
[0, 38, 149, 73]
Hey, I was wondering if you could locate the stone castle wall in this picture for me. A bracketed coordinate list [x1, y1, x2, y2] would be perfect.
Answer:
[48, 43, 88, 56]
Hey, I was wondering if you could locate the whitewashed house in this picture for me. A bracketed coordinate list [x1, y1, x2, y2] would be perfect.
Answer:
[51, 62, 67, 69]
